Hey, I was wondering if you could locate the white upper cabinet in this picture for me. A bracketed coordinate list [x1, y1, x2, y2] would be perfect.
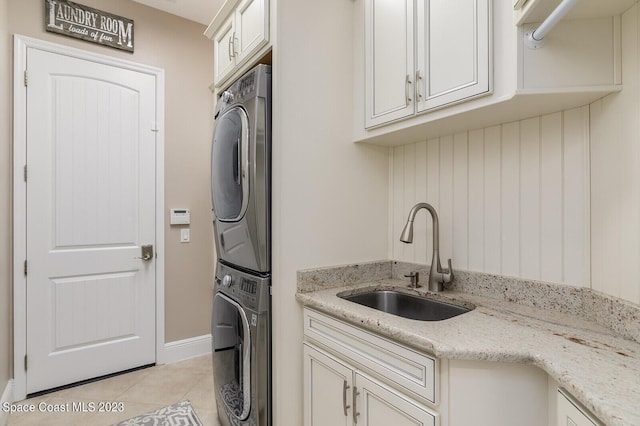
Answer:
[354, 0, 623, 145]
[364, 0, 490, 128]
[234, 0, 268, 65]
[415, 0, 490, 113]
[365, 0, 415, 127]
[212, 14, 236, 85]
[205, 0, 269, 88]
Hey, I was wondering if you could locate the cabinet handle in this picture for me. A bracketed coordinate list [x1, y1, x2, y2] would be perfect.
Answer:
[342, 380, 350, 416]
[405, 74, 412, 105]
[233, 31, 239, 56]
[228, 31, 238, 59]
[416, 70, 423, 100]
[353, 386, 361, 424]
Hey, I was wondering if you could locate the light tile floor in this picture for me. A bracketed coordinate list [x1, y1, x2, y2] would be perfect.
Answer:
[8, 355, 221, 426]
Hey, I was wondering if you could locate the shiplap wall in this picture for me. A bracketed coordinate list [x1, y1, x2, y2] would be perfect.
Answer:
[390, 107, 590, 287]
[590, 3, 640, 304]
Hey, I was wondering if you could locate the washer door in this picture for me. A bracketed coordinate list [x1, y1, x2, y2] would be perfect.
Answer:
[212, 292, 251, 420]
[211, 105, 250, 222]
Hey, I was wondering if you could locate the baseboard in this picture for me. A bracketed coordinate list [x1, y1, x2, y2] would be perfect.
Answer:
[0, 379, 13, 426]
[163, 334, 212, 365]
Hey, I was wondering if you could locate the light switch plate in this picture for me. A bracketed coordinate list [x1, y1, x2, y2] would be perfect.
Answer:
[180, 228, 190, 243]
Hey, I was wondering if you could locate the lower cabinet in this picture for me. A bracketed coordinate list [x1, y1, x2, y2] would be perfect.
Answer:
[556, 389, 600, 426]
[303, 344, 352, 426]
[302, 308, 609, 426]
[302, 307, 553, 426]
[304, 343, 437, 426]
[356, 373, 436, 426]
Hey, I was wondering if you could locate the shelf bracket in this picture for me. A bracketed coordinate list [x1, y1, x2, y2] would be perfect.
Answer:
[524, 0, 578, 49]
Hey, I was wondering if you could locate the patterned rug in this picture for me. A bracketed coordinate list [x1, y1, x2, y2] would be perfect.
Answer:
[112, 400, 203, 426]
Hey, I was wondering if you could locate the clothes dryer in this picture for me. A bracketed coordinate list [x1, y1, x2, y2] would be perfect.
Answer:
[211, 64, 271, 274]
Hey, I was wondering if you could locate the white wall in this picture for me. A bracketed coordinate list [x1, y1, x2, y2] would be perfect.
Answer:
[390, 4, 640, 305]
[0, 0, 12, 390]
[390, 108, 590, 287]
[591, 3, 640, 304]
[272, 0, 389, 424]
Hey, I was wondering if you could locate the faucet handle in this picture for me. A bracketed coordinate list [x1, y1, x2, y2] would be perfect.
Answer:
[443, 259, 454, 283]
[404, 272, 421, 288]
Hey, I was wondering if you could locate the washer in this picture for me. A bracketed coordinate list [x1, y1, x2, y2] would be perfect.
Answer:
[212, 262, 271, 426]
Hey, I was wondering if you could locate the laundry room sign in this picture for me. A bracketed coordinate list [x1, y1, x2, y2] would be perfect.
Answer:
[45, 0, 134, 52]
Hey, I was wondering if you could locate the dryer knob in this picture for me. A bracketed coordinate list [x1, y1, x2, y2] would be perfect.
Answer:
[221, 91, 234, 103]
[222, 274, 233, 288]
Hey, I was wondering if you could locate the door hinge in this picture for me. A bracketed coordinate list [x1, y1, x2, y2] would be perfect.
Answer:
[24, 70, 28, 87]
[24, 260, 27, 276]
[24, 165, 27, 182]
[24, 354, 28, 371]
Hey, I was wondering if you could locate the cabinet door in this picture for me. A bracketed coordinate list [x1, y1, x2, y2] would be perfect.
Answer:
[234, 0, 269, 65]
[213, 13, 237, 85]
[355, 373, 437, 426]
[365, 0, 415, 128]
[303, 344, 353, 426]
[557, 391, 598, 426]
[416, 0, 490, 112]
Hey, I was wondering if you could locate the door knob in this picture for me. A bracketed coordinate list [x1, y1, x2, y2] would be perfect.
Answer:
[136, 244, 154, 261]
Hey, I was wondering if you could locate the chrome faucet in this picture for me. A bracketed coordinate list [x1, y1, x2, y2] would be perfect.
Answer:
[400, 203, 453, 292]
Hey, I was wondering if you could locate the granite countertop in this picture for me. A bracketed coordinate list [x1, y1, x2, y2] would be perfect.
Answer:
[295, 262, 640, 426]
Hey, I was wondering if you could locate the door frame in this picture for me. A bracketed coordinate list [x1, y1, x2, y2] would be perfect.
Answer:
[12, 35, 166, 401]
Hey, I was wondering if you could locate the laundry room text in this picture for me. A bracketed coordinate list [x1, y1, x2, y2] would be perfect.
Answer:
[45, 0, 134, 52]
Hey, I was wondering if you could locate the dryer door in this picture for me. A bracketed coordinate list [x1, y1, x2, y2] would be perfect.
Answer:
[211, 105, 250, 222]
[212, 291, 251, 421]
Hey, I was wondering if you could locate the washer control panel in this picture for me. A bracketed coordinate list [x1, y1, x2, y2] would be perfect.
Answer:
[214, 263, 270, 313]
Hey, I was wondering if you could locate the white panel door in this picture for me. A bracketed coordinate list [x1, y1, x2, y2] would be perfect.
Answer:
[355, 373, 437, 426]
[303, 344, 353, 426]
[26, 47, 157, 394]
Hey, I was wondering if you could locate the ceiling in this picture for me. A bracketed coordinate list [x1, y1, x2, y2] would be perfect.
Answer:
[131, 0, 225, 25]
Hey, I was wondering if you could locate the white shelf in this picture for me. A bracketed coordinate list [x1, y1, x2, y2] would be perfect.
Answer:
[515, 0, 637, 25]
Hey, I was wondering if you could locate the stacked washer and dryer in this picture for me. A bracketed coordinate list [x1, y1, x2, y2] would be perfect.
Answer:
[211, 64, 272, 426]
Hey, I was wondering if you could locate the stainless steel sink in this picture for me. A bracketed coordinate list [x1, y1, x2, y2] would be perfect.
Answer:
[339, 289, 472, 321]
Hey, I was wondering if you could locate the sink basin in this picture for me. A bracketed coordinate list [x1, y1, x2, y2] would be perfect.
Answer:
[340, 289, 472, 321]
